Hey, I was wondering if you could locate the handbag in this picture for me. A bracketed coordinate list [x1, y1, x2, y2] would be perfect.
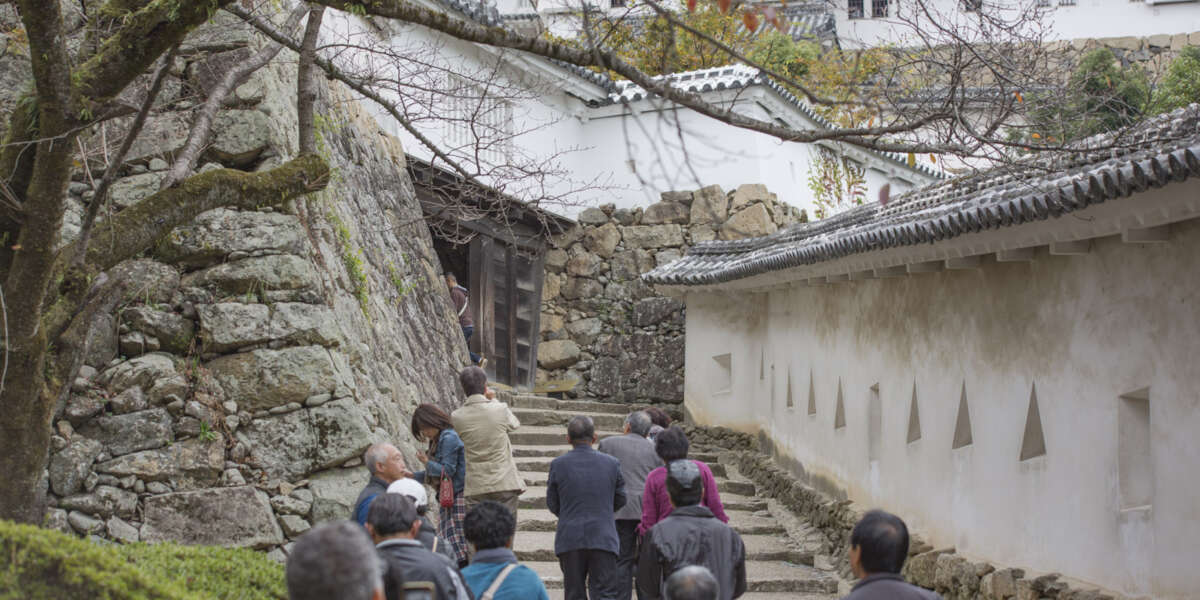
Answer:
[438, 472, 454, 508]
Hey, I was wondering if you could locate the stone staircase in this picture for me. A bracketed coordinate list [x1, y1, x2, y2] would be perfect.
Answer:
[504, 395, 840, 600]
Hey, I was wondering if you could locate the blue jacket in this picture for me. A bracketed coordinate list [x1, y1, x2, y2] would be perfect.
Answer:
[546, 445, 626, 555]
[461, 548, 549, 600]
[414, 428, 467, 498]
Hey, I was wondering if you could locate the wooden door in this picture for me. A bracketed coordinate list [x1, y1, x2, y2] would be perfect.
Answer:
[468, 237, 543, 389]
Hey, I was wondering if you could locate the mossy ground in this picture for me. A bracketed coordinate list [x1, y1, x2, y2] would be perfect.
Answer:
[0, 520, 286, 599]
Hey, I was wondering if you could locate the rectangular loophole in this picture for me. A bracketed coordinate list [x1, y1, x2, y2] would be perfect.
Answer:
[1118, 388, 1152, 510]
[713, 354, 732, 394]
[868, 384, 882, 461]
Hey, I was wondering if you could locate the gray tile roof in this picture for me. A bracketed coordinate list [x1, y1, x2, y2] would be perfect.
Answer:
[644, 104, 1200, 287]
[734, 2, 837, 42]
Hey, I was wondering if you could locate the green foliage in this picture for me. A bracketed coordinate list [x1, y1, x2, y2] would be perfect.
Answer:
[1024, 48, 1149, 143]
[806, 149, 866, 219]
[0, 519, 286, 599]
[328, 212, 370, 316]
[386, 259, 414, 304]
[1151, 46, 1200, 114]
[197, 421, 218, 442]
[747, 32, 818, 82]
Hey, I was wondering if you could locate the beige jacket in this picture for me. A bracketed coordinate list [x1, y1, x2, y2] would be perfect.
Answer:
[451, 394, 525, 496]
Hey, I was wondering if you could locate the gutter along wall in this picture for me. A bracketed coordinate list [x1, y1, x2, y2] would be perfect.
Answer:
[680, 189, 1200, 598]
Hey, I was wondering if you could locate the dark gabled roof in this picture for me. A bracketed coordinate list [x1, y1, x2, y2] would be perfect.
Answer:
[608, 64, 944, 179]
[644, 104, 1200, 288]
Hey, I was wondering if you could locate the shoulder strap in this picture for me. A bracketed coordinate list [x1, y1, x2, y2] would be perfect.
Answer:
[480, 564, 519, 600]
[431, 536, 439, 552]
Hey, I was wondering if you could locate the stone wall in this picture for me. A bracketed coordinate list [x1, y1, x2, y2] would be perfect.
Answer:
[537, 184, 805, 403]
[29, 11, 466, 555]
[1049, 31, 1200, 78]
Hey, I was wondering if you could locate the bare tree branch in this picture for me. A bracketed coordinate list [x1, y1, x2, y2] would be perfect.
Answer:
[73, 44, 179, 267]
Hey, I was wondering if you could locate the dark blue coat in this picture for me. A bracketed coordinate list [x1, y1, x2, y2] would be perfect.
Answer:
[414, 428, 467, 498]
[546, 445, 626, 555]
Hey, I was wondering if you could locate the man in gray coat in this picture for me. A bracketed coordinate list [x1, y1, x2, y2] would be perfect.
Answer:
[841, 510, 942, 600]
[598, 410, 662, 600]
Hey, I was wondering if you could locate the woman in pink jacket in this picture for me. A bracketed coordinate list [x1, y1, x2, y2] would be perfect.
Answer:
[638, 425, 729, 535]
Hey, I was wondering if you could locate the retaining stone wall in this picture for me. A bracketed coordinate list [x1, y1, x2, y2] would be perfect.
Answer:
[24, 11, 465, 556]
[538, 185, 806, 403]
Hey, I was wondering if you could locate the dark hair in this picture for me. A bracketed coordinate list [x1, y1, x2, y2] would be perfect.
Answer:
[567, 415, 595, 443]
[664, 565, 719, 600]
[850, 509, 910, 574]
[463, 500, 516, 551]
[287, 521, 382, 600]
[644, 407, 672, 428]
[665, 459, 703, 507]
[411, 403, 453, 442]
[459, 366, 488, 396]
[655, 425, 690, 462]
[367, 493, 419, 536]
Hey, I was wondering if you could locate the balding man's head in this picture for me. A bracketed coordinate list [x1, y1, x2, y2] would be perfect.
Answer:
[363, 443, 406, 483]
[287, 521, 383, 600]
[665, 565, 719, 600]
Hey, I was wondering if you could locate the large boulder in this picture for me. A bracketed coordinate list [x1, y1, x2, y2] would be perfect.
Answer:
[633, 297, 684, 327]
[120, 307, 195, 354]
[560, 278, 603, 301]
[48, 437, 103, 497]
[122, 112, 191, 164]
[94, 438, 224, 491]
[728, 183, 770, 212]
[689, 185, 727, 224]
[235, 399, 374, 482]
[309, 468, 369, 524]
[621, 225, 684, 249]
[209, 110, 272, 166]
[577, 207, 608, 225]
[109, 259, 180, 305]
[538, 339, 581, 370]
[76, 408, 174, 457]
[110, 172, 165, 210]
[641, 201, 689, 225]
[101, 353, 189, 404]
[83, 313, 118, 369]
[158, 208, 308, 268]
[182, 254, 320, 295]
[565, 251, 601, 278]
[141, 486, 284, 548]
[199, 303, 341, 353]
[719, 204, 778, 240]
[57, 485, 138, 520]
[206, 346, 354, 412]
[188, 48, 253, 99]
[582, 223, 620, 258]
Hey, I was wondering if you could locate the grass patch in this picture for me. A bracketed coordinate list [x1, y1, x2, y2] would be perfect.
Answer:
[0, 520, 286, 599]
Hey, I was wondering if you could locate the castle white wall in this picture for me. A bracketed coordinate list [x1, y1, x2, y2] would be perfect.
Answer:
[834, 0, 1200, 49]
[681, 190, 1200, 598]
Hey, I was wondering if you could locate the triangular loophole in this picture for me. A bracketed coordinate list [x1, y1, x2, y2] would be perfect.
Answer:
[1020, 383, 1047, 461]
[907, 382, 922, 443]
[834, 378, 846, 429]
[807, 370, 817, 415]
[952, 381, 973, 449]
[759, 349, 764, 380]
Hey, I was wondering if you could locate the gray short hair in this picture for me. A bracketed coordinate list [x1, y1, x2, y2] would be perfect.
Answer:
[625, 411, 652, 437]
[286, 521, 383, 600]
[364, 443, 392, 476]
[665, 565, 719, 600]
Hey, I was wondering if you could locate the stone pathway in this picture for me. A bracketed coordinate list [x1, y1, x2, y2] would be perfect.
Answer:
[505, 395, 841, 600]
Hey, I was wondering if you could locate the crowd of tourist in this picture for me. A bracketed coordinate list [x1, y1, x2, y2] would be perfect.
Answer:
[286, 365, 940, 600]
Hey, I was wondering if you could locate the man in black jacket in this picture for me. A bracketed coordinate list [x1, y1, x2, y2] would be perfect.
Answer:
[366, 493, 471, 600]
[841, 510, 942, 600]
[547, 415, 627, 600]
[637, 460, 746, 600]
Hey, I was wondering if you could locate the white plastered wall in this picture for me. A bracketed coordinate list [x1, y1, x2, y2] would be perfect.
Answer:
[682, 209, 1200, 599]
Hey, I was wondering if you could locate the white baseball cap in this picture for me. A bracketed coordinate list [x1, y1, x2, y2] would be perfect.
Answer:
[387, 478, 428, 509]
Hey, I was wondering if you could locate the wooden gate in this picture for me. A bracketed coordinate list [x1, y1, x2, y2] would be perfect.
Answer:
[468, 237, 544, 389]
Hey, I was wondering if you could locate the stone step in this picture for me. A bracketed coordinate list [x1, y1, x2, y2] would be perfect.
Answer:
[509, 426, 622, 446]
[522, 560, 838, 593]
[515, 456, 727, 478]
[512, 444, 721, 464]
[521, 471, 755, 496]
[512, 408, 626, 430]
[517, 488, 768, 512]
[516, 509, 786, 536]
[507, 395, 677, 416]
[513, 531, 812, 564]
